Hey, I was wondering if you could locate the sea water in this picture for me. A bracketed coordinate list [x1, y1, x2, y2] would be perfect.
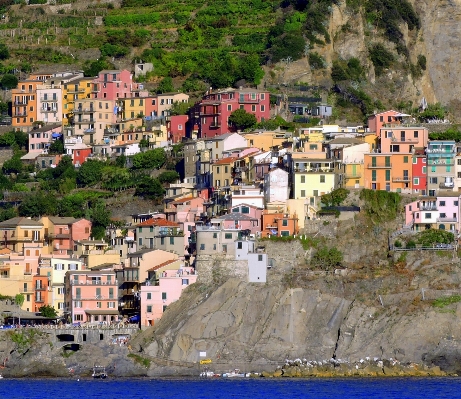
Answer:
[0, 377, 459, 399]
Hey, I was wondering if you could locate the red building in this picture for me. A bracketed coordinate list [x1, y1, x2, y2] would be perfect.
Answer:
[69, 145, 92, 166]
[167, 115, 188, 143]
[199, 88, 270, 138]
[412, 148, 427, 195]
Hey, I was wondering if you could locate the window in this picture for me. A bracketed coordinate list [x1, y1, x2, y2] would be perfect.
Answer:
[413, 178, 419, 185]
[227, 104, 232, 111]
[282, 219, 288, 226]
[213, 232, 217, 238]
[169, 237, 174, 245]
[313, 190, 318, 197]
[430, 177, 438, 184]
[320, 175, 325, 183]
[372, 170, 377, 181]
[200, 244, 205, 250]
[258, 254, 263, 262]
[414, 131, 419, 138]
[440, 201, 446, 206]
[54, 263, 64, 270]
[147, 305, 152, 313]
[300, 175, 305, 183]
[139, 238, 143, 246]
[108, 302, 115, 308]
[281, 231, 290, 237]
[413, 157, 417, 164]
[241, 206, 250, 214]
[425, 213, 431, 219]
[403, 156, 408, 163]
[225, 233, 232, 239]
[447, 166, 451, 172]
[162, 292, 167, 300]
[261, 105, 265, 112]
[163, 305, 167, 312]
[237, 242, 243, 249]
[182, 279, 189, 286]
[423, 166, 427, 174]
[147, 293, 152, 300]
[74, 314, 83, 321]
[385, 170, 390, 181]
[300, 190, 305, 197]
[251, 105, 256, 112]
[309, 144, 317, 150]
[455, 201, 459, 206]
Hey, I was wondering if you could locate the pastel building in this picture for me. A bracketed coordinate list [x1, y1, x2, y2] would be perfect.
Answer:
[427, 141, 457, 196]
[65, 270, 119, 324]
[261, 211, 298, 238]
[264, 168, 290, 204]
[140, 262, 196, 328]
[36, 84, 63, 124]
[412, 149, 427, 195]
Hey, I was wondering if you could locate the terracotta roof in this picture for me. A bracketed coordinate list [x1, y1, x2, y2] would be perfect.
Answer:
[213, 157, 238, 165]
[172, 196, 202, 205]
[138, 219, 179, 227]
[146, 259, 179, 272]
[0, 217, 43, 228]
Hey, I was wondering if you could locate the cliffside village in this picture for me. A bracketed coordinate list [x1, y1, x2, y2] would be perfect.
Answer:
[0, 68, 459, 329]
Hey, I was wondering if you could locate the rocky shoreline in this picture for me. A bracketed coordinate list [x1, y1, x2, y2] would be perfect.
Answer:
[260, 358, 449, 378]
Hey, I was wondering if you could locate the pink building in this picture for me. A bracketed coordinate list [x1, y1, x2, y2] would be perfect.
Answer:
[140, 263, 196, 328]
[368, 110, 402, 134]
[211, 212, 261, 234]
[405, 196, 460, 233]
[92, 69, 135, 101]
[40, 217, 92, 256]
[71, 146, 92, 166]
[199, 88, 270, 138]
[36, 85, 63, 124]
[412, 149, 427, 195]
[27, 124, 62, 154]
[379, 126, 428, 153]
[144, 96, 158, 118]
[65, 270, 119, 324]
[167, 114, 188, 143]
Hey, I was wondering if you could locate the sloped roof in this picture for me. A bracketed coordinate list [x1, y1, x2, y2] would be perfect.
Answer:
[213, 157, 238, 165]
[214, 213, 258, 221]
[48, 216, 77, 225]
[147, 259, 180, 272]
[0, 217, 43, 228]
[137, 219, 180, 227]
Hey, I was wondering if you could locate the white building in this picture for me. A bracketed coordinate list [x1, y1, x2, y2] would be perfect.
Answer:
[264, 168, 289, 204]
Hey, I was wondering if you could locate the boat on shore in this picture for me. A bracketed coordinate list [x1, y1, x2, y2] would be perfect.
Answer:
[222, 369, 248, 378]
[92, 366, 107, 379]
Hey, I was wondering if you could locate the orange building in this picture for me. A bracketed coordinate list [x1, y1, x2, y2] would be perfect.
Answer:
[378, 126, 428, 153]
[32, 274, 50, 313]
[261, 211, 299, 238]
[12, 72, 53, 131]
[364, 153, 413, 193]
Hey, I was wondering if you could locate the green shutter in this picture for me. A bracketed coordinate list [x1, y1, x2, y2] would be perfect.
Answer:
[385, 170, 390, 181]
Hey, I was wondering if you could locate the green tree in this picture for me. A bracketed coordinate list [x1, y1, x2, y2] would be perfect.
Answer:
[48, 139, 65, 154]
[310, 246, 343, 271]
[38, 304, 58, 318]
[115, 154, 127, 168]
[169, 100, 194, 116]
[1, 74, 18, 90]
[83, 59, 115, 77]
[18, 192, 58, 217]
[228, 109, 257, 131]
[0, 43, 10, 60]
[321, 188, 349, 207]
[2, 156, 22, 174]
[58, 194, 86, 218]
[87, 200, 111, 239]
[76, 159, 105, 187]
[156, 77, 174, 94]
[415, 230, 454, 247]
[158, 170, 180, 184]
[15, 293, 24, 308]
[369, 44, 394, 77]
[134, 176, 165, 200]
[131, 148, 166, 170]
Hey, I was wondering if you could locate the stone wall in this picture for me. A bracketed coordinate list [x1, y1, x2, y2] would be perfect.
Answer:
[0, 147, 13, 166]
[39, 326, 139, 345]
[195, 253, 249, 285]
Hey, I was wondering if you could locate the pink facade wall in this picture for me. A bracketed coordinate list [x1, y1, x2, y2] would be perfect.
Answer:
[368, 110, 399, 134]
[140, 267, 197, 327]
[93, 70, 133, 101]
[71, 219, 92, 242]
[379, 127, 428, 153]
[168, 115, 188, 143]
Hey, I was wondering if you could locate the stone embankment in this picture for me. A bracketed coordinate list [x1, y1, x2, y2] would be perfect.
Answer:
[261, 358, 448, 378]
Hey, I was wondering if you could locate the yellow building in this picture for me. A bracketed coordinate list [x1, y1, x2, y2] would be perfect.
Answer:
[63, 77, 93, 125]
[119, 97, 145, 120]
[0, 252, 34, 311]
[344, 163, 365, 189]
[242, 131, 291, 152]
[0, 217, 45, 253]
[292, 158, 341, 199]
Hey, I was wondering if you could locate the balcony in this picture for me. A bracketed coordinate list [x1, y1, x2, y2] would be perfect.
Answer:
[13, 111, 27, 117]
[345, 173, 362, 179]
[46, 232, 70, 239]
[390, 137, 419, 143]
[238, 96, 260, 104]
[439, 182, 455, 189]
[70, 280, 118, 286]
[419, 204, 437, 211]
[392, 176, 411, 182]
[13, 100, 28, 105]
[437, 217, 457, 223]
[74, 108, 95, 114]
[67, 88, 85, 94]
[40, 97, 58, 102]
[367, 163, 392, 168]
[41, 108, 58, 113]
[35, 285, 46, 291]
[428, 160, 455, 166]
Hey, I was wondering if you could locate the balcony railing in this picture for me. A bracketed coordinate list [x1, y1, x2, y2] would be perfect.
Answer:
[419, 205, 437, 211]
[437, 217, 457, 223]
[392, 176, 411, 182]
[40, 97, 58, 102]
[439, 182, 455, 189]
[70, 280, 118, 285]
[390, 137, 419, 143]
[74, 108, 95, 114]
[367, 163, 392, 168]
[344, 173, 362, 179]
[67, 88, 85, 94]
[41, 108, 58, 113]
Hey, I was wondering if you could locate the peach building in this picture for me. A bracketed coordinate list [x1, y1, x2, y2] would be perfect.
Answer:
[261, 211, 299, 238]
[378, 126, 428, 153]
[140, 262, 196, 328]
[364, 153, 413, 193]
[65, 270, 119, 324]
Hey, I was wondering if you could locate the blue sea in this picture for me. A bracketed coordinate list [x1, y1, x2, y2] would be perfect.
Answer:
[0, 378, 460, 399]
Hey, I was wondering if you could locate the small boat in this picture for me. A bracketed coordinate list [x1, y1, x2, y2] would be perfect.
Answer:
[92, 366, 107, 379]
[0, 375, 3, 379]
[222, 369, 247, 378]
[200, 367, 220, 378]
